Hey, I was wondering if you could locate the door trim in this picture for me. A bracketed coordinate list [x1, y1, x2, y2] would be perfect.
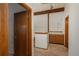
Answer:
[16, 3, 32, 56]
[64, 16, 69, 48]
[0, 3, 9, 56]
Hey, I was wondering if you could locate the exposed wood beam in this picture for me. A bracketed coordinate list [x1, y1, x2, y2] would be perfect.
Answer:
[34, 7, 64, 15]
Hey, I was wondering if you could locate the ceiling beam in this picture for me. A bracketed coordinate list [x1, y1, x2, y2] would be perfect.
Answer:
[34, 7, 64, 15]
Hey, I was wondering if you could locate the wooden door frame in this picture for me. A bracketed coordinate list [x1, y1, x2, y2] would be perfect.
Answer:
[0, 3, 32, 56]
[64, 16, 69, 48]
[0, 4, 9, 56]
[19, 3, 32, 56]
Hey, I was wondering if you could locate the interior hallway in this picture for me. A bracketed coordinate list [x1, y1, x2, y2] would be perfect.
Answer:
[34, 44, 68, 56]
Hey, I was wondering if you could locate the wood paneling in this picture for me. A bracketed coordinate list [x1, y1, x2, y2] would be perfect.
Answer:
[0, 4, 8, 56]
[34, 7, 64, 15]
[49, 34, 64, 44]
[64, 16, 69, 48]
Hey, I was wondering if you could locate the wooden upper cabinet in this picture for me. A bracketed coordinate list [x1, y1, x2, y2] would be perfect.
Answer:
[0, 4, 8, 56]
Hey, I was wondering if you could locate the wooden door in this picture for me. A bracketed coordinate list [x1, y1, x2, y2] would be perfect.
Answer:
[14, 11, 29, 56]
[0, 4, 8, 56]
[65, 16, 69, 48]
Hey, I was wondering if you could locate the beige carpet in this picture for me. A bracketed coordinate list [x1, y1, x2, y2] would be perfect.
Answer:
[34, 44, 68, 56]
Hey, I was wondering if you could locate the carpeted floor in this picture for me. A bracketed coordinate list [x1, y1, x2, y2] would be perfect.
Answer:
[34, 44, 68, 56]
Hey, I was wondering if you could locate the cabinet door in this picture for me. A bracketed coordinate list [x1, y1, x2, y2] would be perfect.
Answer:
[49, 34, 64, 44]
[54, 35, 64, 44]
[49, 34, 55, 43]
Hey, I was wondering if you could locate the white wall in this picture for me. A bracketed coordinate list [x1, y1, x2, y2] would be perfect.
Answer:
[34, 11, 65, 34]
[69, 4, 79, 56]
[34, 14, 48, 32]
[64, 4, 69, 17]
[49, 12, 65, 34]
[8, 8, 14, 55]
[63, 3, 79, 56]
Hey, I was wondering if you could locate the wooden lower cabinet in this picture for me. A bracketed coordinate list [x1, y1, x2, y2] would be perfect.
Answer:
[49, 34, 64, 45]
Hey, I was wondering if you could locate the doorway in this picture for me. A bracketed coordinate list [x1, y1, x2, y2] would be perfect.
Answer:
[0, 3, 32, 56]
[8, 3, 32, 56]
